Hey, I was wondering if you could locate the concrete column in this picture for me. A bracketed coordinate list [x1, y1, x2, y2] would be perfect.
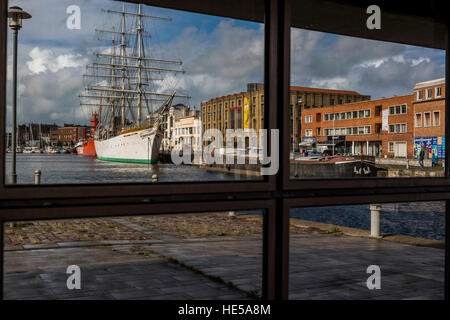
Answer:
[352, 141, 355, 155]
[370, 204, 382, 238]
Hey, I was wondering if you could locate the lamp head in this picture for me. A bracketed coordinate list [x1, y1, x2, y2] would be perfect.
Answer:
[8, 6, 32, 30]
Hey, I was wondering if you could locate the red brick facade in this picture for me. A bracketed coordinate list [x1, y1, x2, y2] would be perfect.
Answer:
[301, 95, 414, 157]
[300, 77, 446, 159]
[50, 126, 87, 145]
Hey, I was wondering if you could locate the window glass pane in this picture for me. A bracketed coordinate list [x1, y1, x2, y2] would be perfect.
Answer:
[289, 201, 444, 299]
[3, 209, 263, 300]
[4, 0, 265, 185]
[291, 23, 445, 179]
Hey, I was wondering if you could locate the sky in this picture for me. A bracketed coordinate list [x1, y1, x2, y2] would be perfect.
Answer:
[5, 0, 445, 129]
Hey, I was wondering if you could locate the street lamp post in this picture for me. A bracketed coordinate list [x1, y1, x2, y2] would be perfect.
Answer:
[8, 6, 31, 184]
[296, 97, 302, 153]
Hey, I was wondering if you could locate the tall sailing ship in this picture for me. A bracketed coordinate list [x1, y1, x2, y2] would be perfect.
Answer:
[80, 2, 189, 163]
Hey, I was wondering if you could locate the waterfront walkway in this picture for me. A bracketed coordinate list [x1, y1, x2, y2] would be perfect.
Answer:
[3, 216, 444, 300]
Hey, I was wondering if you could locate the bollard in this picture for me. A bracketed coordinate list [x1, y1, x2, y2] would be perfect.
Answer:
[406, 159, 409, 169]
[35, 169, 41, 185]
[152, 174, 158, 182]
[370, 204, 382, 238]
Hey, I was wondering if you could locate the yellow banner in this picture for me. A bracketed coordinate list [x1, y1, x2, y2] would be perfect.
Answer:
[243, 97, 250, 129]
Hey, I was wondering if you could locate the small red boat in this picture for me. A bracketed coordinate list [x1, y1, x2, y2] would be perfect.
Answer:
[75, 112, 98, 157]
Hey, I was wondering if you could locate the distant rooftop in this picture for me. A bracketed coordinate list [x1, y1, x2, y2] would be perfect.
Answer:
[414, 77, 445, 89]
[290, 85, 363, 96]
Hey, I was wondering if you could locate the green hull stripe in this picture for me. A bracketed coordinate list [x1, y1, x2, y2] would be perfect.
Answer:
[98, 156, 156, 164]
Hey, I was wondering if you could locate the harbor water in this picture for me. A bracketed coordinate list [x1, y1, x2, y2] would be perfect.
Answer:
[5, 153, 258, 184]
[291, 202, 445, 241]
[4, 153, 445, 241]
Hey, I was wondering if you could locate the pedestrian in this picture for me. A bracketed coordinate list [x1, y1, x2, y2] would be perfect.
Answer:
[432, 151, 436, 168]
[419, 146, 425, 169]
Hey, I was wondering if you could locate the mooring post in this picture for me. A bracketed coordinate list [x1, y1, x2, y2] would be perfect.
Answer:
[370, 204, 382, 238]
[35, 169, 41, 185]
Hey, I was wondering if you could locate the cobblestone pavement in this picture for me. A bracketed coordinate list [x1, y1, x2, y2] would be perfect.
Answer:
[2, 216, 445, 300]
[4, 218, 153, 248]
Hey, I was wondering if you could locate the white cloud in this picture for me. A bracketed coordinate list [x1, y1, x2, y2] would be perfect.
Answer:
[26, 47, 88, 74]
[411, 57, 431, 66]
[311, 77, 349, 90]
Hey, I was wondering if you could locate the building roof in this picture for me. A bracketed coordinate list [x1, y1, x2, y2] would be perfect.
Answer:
[301, 94, 414, 112]
[202, 85, 366, 104]
[414, 77, 445, 89]
[290, 86, 362, 95]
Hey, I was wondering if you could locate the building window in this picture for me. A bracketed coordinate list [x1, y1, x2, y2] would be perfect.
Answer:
[401, 123, 407, 133]
[305, 129, 313, 137]
[374, 105, 382, 116]
[427, 88, 433, 99]
[237, 109, 242, 128]
[424, 112, 431, 127]
[417, 90, 423, 100]
[389, 142, 394, 152]
[389, 125, 395, 133]
[415, 113, 422, 127]
[316, 128, 321, 136]
[389, 123, 407, 133]
[389, 104, 407, 115]
[305, 115, 313, 123]
[436, 87, 442, 97]
[364, 110, 371, 118]
[230, 110, 235, 129]
[433, 111, 440, 126]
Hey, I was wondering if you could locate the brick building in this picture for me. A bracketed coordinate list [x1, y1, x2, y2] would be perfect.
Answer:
[413, 78, 445, 159]
[201, 83, 370, 148]
[50, 126, 87, 146]
[301, 95, 415, 158]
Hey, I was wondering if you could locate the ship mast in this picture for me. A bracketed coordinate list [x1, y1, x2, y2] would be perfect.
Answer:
[137, 3, 142, 126]
[79, 1, 191, 138]
[120, 2, 126, 127]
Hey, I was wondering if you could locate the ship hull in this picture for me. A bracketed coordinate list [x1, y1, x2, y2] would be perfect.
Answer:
[95, 127, 162, 164]
[290, 156, 385, 178]
[76, 139, 97, 157]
